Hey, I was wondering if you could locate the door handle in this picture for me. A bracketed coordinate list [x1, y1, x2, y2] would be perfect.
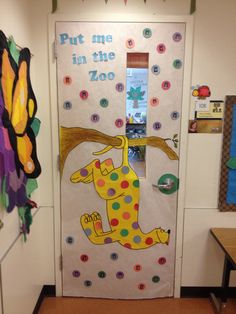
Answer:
[152, 178, 174, 191]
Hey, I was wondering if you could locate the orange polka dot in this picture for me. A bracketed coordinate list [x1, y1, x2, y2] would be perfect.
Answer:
[95, 221, 102, 230]
[97, 179, 105, 187]
[105, 158, 113, 166]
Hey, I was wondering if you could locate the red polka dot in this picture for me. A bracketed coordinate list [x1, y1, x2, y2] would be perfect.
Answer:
[134, 203, 139, 211]
[134, 264, 142, 272]
[145, 237, 154, 245]
[110, 218, 119, 226]
[158, 257, 166, 265]
[138, 283, 146, 290]
[124, 243, 132, 249]
[97, 179, 105, 187]
[80, 254, 89, 262]
[121, 180, 129, 189]
[95, 161, 100, 168]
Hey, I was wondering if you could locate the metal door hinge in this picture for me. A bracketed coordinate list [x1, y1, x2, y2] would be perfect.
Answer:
[53, 40, 58, 60]
[57, 154, 60, 172]
[59, 254, 63, 271]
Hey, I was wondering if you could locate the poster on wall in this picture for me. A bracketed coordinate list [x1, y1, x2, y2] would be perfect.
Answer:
[56, 21, 186, 298]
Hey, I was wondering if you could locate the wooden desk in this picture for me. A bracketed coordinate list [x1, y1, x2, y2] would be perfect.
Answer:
[210, 228, 236, 314]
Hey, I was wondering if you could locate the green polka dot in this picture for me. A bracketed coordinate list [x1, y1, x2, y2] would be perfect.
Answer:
[112, 202, 120, 210]
[110, 173, 119, 181]
[133, 180, 139, 188]
[152, 276, 160, 283]
[120, 229, 129, 237]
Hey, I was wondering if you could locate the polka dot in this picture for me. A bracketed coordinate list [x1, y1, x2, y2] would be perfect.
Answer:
[134, 264, 142, 272]
[107, 188, 116, 196]
[100, 98, 109, 108]
[110, 173, 119, 181]
[110, 218, 119, 226]
[105, 159, 113, 166]
[84, 228, 92, 236]
[116, 271, 124, 279]
[98, 271, 106, 278]
[84, 280, 92, 287]
[124, 195, 132, 203]
[133, 180, 139, 188]
[66, 236, 74, 244]
[145, 237, 154, 245]
[121, 180, 129, 189]
[122, 212, 130, 220]
[158, 257, 166, 265]
[124, 243, 132, 249]
[91, 113, 100, 123]
[80, 90, 88, 100]
[80, 168, 88, 177]
[110, 253, 119, 260]
[80, 254, 89, 262]
[138, 283, 146, 290]
[153, 122, 162, 131]
[151, 65, 161, 75]
[173, 59, 182, 69]
[143, 28, 152, 38]
[115, 118, 124, 128]
[120, 229, 129, 237]
[95, 161, 100, 168]
[63, 76, 72, 85]
[121, 166, 130, 174]
[97, 179, 105, 187]
[116, 83, 124, 92]
[170, 111, 180, 120]
[150, 97, 159, 107]
[104, 237, 112, 244]
[152, 276, 160, 283]
[126, 38, 135, 49]
[72, 270, 80, 278]
[63, 101, 72, 110]
[173, 32, 182, 42]
[157, 43, 166, 54]
[112, 202, 120, 210]
[134, 203, 139, 211]
[133, 235, 141, 243]
[132, 222, 139, 229]
[162, 80, 171, 90]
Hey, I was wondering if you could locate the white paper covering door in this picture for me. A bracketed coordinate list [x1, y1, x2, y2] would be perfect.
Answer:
[56, 21, 185, 299]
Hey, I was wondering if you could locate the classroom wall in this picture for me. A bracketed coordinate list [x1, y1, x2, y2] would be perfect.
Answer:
[1, 1, 236, 309]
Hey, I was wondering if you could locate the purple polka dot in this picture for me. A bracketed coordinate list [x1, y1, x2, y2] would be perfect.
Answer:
[104, 237, 113, 244]
[72, 270, 80, 278]
[107, 188, 116, 196]
[124, 195, 132, 203]
[80, 168, 88, 177]
[116, 271, 124, 279]
[132, 222, 139, 229]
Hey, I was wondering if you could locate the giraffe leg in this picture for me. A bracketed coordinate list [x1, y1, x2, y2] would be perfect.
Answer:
[91, 211, 112, 236]
[80, 213, 117, 245]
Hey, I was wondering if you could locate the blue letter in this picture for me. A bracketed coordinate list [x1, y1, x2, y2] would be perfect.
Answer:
[59, 33, 69, 45]
[89, 70, 98, 81]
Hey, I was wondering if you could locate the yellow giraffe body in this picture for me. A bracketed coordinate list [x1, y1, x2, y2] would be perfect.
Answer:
[71, 136, 170, 249]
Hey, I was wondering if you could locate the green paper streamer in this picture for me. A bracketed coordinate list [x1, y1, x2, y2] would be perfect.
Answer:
[31, 118, 41, 137]
[26, 179, 38, 197]
[8, 36, 20, 64]
[226, 157, 236, 169]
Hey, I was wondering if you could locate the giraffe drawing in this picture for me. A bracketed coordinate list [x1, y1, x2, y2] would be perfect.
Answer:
[70, 135, 170, 250]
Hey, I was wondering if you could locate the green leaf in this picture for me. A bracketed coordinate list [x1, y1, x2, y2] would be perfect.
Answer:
[31, 118, 41, 137]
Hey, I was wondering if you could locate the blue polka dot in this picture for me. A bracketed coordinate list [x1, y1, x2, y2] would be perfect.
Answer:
[122, 166, 130, 174]
[84, 228, 92, 236]
[133, 235, 141, 243]
[124, 195, 132, 203]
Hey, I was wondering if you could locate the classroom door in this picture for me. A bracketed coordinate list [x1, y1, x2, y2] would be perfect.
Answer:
[56, 21, 185, 299]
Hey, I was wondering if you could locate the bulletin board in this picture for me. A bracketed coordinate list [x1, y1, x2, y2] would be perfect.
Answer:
[219, 96, 236, 211]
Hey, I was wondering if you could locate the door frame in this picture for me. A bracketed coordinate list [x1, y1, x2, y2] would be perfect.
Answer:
[48, 13, 193, 297]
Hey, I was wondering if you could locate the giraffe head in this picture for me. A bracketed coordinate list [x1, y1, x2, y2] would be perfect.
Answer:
[155, 228, 170, 245]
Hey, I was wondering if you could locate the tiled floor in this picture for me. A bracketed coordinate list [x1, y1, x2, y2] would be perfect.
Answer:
[39, 297, 236, 314]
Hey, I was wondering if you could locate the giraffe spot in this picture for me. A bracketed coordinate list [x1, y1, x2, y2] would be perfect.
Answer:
[124, 195, 132, 203]
[124, 243, 132, 249]
[105, 158, 113, 166]
[97, 179, 105, 187]
[112, 202, 120, 210]
[134, 203, 139, 210]
[133, 179, 139, 188]
[121, 180, 129, 189]
[145, 237, 154, 245]
[110, 172, 119, 181]
[95, 160, 100, 168]
[104, 237, 112, 244]
[133, 235, 141, 243]
[84, 228, 92, 236]
[121, 166, 130, 174]
[110, 218, 119, 226]
[120, 229, 129, 237]
[107, 188, 116, 196]
[122, 212, 130, 220]
[132, 222, 139, 229]
[94, 221, 102, 230]
[80, 168, 88, 177]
